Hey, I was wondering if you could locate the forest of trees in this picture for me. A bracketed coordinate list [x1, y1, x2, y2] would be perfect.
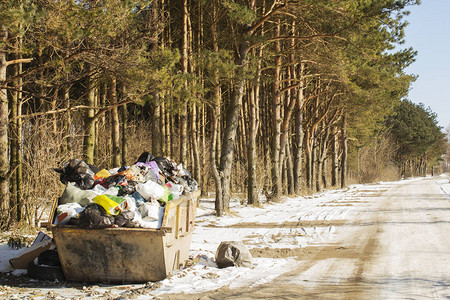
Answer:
[0, 0, 446, 229]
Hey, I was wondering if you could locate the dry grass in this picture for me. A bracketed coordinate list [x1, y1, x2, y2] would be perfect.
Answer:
[348, 135, 401, 184]
[4, 115, 405, 231]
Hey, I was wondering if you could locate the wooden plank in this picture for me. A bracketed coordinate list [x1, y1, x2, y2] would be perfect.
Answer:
[175, 205, 180, 239]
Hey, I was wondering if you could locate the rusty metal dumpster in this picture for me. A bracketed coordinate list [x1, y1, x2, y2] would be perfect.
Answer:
[45, 190, 200, 284]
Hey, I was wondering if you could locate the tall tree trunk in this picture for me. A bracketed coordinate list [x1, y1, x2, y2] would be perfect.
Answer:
[63, 78, 72, 153]
[160, 101, 166, 155]
[247, 49, 261, 205]
[37, 48, 45, 110]
[0, 28, 10, 225]
[211, 86, 223, 215]
[270, 20, 282, 200]
[286, 141, 294, 194]
[210, 1, 223, 215]
[279, 20, 297, 195]
[10, 59, 18, 223]
[321, 154, 327, 188]
[188, 11, 202, 186]
[151, 95, 161, 157]
[293, 63, 305, 194]
[190, 104, 200, 186]
[121, 103, 128, 166]
[170, 114, 176, 160]
[310, 86, 321, 190]
[239, 100, 247, 163]
[261, 83, 271, 191]
[279, 85, 297, 184]
[247, 0, 264, 203]
[311, 138, 316, 190]
[109, 77, 120, 167]
[12, 16, 23, 223]
[340, 114, 348, 188]
[10, 38, 24, 222]
[219, 67, 245, 213]
[218, 32, 250, 213]
[317, 126, 329, 192]
[201, 104, 207, 194]
[51, 89, 58, 136]
[179, 0, 189, 164]
[150, 0, 162, 158]
[423, 154, 427, 176]
[305, 132, 312, 190]
[331, 127, 339, 186]
[178, 101, 187, 164]
[165, 104, 172, 157]
[99, 83, 109, 160]
[83, 66, 96, 165]
[15, 65, 23, 223]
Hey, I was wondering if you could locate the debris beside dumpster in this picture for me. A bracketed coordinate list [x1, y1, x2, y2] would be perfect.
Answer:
[9, 233, 53, 270]
[215, 241, 253, 268]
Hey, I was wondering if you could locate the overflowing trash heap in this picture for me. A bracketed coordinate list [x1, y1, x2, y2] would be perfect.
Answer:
[53, 152, 198, 229]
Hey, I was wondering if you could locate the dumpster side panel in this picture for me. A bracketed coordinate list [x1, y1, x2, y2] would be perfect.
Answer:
[163, 232, 193, 273]
[52, 228, 167, 283]
[162, 191, 199, 246]
[162, 192, 199, 273]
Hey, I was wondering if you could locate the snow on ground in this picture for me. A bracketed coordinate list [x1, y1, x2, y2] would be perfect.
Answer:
[0, 176, 448, 299]
[0, 244, 22, 273]
[437, 174, 450, 194]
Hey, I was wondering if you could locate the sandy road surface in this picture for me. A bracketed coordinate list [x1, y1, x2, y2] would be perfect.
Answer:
[163, 177, 450, 300]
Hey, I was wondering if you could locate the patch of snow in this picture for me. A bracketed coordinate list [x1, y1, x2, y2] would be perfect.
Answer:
[11, 269, 27, 276]
[1, 175, 446, 298]
[150, 257, 299, 296]
[0, 244, 21, 273]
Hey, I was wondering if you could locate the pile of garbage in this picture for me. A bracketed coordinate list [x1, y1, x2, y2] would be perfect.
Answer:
[53, 152, 198, 229]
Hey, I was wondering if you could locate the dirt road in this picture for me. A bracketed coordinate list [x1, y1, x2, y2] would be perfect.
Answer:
[163, 177, 450, 299]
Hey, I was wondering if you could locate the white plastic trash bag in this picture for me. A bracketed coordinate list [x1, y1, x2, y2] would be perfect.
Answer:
[55, 203, 84, 225]
[59, 182, 97, 206]
[165, 182, 184, 200]
[136, 180, 165, 200]
[133, 203, 164, 229]
[139, 201, 164, 222]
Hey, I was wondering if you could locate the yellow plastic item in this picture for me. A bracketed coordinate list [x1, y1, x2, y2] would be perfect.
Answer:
[94, 169, 111, 180]
[93, 194, 127, 215]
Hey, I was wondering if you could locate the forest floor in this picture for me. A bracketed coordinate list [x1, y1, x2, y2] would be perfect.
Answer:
[1, 175, 449, 299]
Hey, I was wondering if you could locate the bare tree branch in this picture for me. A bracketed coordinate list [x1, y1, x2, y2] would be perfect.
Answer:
[10, 98, 135, 121]
[6, 58, 33, 66]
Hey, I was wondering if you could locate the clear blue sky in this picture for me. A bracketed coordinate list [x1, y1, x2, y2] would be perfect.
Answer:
[403, 0, 450, 130]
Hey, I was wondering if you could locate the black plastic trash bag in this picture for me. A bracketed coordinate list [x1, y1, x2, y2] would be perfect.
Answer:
[135, 152, 179, 181]
[75, 203, 115, 229]
[182, 175, 198, 192]
[136, 152, 155, 164]
[114, 210, 136, 228]
[38, 250, 61, 267]
[175, 176, 199, 193]
[154, 157, 177, 178]
[54, 159, 99, 190]
[215, 241, 253, 268]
